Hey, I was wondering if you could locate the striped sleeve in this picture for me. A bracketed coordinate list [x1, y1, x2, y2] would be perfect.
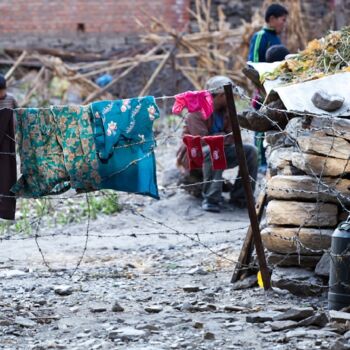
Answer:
[252, 30, 265, 62]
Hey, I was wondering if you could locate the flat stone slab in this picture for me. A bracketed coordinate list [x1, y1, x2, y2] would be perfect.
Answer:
[246, 311, 282, 323]
[144, 305, 163, 314]
[274, 307, 315, 321]
[286, 328, 339, 339]
[15, 316, 36, 328]
[89, 304, 107, 313]
[329, 310, 350, 323]
[269, 320, 298, 331]
[298, 312, 329, 327]
[53, 285, 74, 296]
[315, 253, 331, 277]
[271, 267, 325, 296]
[183, 285, 200, 293]
[108, 327, 147, 341]
[231, 275, 257, 290]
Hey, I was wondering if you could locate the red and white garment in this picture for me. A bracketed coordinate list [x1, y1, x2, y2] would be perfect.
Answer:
[203, 135, 227, 170]
[182, 135, 204, 170]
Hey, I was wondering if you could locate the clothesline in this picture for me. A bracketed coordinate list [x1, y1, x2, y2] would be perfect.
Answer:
[0, 130, 236, 151]
[0, 86, 231, 111]
[1, 81, 342, 120]
[0, 81, 293, 220]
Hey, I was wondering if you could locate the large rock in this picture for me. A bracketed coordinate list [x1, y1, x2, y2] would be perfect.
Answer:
[271, 267, 325, 296]
[15, 316, 36, 328]
[268, 320, 298, 331]
[262, 226, 333, 255]
[265, 130, 294, 148]
[308, 114, 350, 142]
[267, 147, 294, 172]
[267, 252, 321, 268]
[329, 310, 350, 323]
[311, 91, 344, 112]
[292, 152, 350, 177]
[315, 253, 331, 277]
[286, 114, 350, 142]
[266, 175, 350, 203]
[266, 200, 338, 228]
[297, 134, 350, 160]
[231, 275, 257, 290]
[274, 307, 314, 321]
[53, 285, 74, 296]
[298, 312, 328, 327]
[246, 311, 282, 323]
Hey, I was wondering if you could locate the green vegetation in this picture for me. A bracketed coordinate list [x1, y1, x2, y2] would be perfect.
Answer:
[0, 191, 121, 237]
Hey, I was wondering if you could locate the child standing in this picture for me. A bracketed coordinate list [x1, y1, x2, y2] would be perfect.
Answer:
[248, 3, 289, 173]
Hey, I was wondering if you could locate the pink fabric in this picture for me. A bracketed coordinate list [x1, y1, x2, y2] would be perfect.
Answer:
[172, 90, 214, 120]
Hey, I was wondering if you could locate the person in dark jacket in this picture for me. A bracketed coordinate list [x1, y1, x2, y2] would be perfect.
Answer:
[177, 76, 257, 213]
[248, 4, 288, 173]
[248, 4, 289, 63]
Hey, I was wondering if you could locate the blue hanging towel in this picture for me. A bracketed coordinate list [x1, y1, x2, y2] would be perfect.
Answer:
[90, 96, 160, 199]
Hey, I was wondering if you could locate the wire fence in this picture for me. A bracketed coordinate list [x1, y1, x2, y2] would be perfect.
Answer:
[0, 85, 349, 286]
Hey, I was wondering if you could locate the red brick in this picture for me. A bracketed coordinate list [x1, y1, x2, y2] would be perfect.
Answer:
[0, 0, 190, 34]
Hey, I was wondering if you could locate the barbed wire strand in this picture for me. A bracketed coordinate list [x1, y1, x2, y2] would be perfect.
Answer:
[0, 83, 350, 282]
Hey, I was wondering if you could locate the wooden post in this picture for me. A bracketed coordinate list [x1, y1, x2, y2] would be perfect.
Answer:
[224, 84, 271, 290]
[231, 191, 267, 283]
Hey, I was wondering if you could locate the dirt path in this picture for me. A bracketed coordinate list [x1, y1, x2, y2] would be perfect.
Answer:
[0, 135, 345, 350]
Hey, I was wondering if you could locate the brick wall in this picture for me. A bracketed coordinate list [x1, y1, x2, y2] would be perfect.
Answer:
[0, 0, 347, 51]
[0, 0, 189, 34]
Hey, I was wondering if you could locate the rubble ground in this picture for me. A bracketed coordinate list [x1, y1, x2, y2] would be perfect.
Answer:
[0, 131, 349, 350]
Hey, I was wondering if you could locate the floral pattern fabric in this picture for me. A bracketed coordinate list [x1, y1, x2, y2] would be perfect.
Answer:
[51, 105, 101, 191]
[13, 106, 101, 197]
[13, 108, 70, 197]
[90, 96, 160, 199]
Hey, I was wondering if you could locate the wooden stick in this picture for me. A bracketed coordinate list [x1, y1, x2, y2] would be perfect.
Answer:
[20, 66, 46, 107]
[69, 54, 168, 81]
[5, 50, 27, 80]
[83, 42, 166, 104]
[0, 58, 42, 69]
[224, 85, 271, 290]
[231, 191, 267, 283]
[139, 50, 172, 96]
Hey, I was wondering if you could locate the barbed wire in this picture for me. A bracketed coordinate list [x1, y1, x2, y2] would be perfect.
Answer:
[1, 82, 350, 281]
[0, 226, 250, 242]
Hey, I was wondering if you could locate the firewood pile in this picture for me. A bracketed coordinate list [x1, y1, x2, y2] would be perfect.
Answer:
[0, 0, 308, 108]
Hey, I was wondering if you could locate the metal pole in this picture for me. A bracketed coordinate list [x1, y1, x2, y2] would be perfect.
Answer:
[224, 84, 271, 290]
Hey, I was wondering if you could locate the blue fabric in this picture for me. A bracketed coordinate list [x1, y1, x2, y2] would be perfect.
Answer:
[90, 96, 160, 199]
[248, 27, 281, 63]
[95, 74, 113, 87]
[210, 112, 224, 134]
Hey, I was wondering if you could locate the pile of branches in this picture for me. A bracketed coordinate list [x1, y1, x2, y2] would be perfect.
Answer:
[0, 0, 308, 106]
